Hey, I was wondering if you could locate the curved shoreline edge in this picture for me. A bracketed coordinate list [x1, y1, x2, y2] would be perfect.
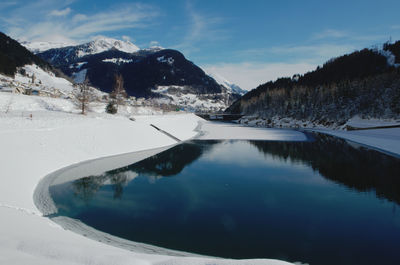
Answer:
[31, 120, 400, 262]
[33, 144, 201, 257]
[31, 120, 310, 260]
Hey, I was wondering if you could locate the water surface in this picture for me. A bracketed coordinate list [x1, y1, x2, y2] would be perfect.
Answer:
[50, 134, 400, 265]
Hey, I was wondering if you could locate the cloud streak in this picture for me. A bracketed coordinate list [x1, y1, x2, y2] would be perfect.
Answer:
[172, 1, 228, 55]
[2, 1, 158, 44]
[49, 7, 71, 17]
[313, 29, 349, 40]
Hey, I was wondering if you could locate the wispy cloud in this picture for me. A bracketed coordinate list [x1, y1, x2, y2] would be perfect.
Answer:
[313, 29, 349, 40]
[0, 1, 17, 10]
[2, 1, 159, 44]
[313, 28, 389, 43]
[203, 62, 316, 91]
[172, 1, 229, 55]
[49, 7, 71, 17]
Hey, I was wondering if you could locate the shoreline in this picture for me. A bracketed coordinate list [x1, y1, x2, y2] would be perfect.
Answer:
[2, 108, 399, 265]
[32, 120, 310, 259]
[33, 121, 400, 261]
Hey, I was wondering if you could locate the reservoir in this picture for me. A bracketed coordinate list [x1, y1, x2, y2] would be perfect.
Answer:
[49, 134, 400, 265]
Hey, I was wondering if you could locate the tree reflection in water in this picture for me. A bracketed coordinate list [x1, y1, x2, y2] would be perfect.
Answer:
[72, 141, 217, 200]
[72, 135, 400, 205]
[249, 133, 400, 204]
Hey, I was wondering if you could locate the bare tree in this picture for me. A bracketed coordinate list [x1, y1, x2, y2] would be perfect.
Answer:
[74, 76, 96, 114]
[109, 73, 127, 113]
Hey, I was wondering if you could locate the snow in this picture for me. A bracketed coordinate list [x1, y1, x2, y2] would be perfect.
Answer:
[102, 58, 134, 65]
[152, 86, 228, 112]
[1, 88, 399, 265]
[345, 115, 400, 128]
[237, 115, 400, 157]
[205, 70, 247, 95]
[22, 37, 140, 56]
[157, 56, 174, 65]
[14, 64, 75, 93]
[72, 69, 87, 83]
[74, 62, 88, 69]
[198, 121, 308, 141]
[377, 48, 400, 68]
[21, 40, 76, 53]
[0, 92, 295, 265]
[77, 37, 140, 57]
[310, 127, 400, 158]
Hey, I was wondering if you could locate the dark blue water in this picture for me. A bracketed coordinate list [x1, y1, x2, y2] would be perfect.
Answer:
[50, 134, 400, 265]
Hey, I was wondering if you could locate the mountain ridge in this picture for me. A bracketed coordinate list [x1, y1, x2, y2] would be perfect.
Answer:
[226, 41, 400, 126]
[35, 38, 242, 111]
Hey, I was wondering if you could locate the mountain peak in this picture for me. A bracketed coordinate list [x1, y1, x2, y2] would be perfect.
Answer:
[20, 40, 76, 54]
[22, 37, 140, 56]
[82, 37, 140, 56]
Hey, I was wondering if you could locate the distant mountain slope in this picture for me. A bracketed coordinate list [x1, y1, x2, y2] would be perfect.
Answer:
[206, 71, 247, 96]
[227, 42, 400, 125]
[33, 38, 241, 111]
[0, 32, 51, 76]
[38, 47, 222, 98]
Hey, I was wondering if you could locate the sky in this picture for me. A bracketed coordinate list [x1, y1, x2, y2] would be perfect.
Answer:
[1, 0, 400, 90]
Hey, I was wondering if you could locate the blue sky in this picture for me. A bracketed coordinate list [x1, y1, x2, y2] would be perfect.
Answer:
[1, 0, 400, 90]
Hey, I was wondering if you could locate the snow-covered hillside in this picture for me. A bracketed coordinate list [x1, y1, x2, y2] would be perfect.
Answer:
[0, 63, 106, 100]
[1, 64, 75, 97]
[0, 64, 164, 115]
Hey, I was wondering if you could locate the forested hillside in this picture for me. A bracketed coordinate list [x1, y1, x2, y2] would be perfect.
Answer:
[226, 41, 400, 126]
[0, 32, 51, 76]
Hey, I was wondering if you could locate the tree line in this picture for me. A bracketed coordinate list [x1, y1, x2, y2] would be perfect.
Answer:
[227, 41, 400, 124]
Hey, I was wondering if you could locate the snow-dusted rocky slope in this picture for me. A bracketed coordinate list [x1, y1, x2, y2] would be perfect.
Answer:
[20, 40, 77, 54]
[22, 36, 139, 56]
[206, 71, 247, 96]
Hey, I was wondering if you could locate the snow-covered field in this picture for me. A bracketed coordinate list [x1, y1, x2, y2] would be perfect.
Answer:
[1, 91, 399, 265]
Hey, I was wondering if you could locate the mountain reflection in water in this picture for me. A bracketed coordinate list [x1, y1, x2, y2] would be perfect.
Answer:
[50, 134, 400, 264]
[72, 135, 400, 205]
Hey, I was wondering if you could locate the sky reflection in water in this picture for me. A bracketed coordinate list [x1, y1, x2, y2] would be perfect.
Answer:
[50, 134, 400, 265]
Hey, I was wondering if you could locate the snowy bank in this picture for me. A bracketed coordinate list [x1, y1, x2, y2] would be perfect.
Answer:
[235, 115, 400, 157]
[309, 128, 400, 158]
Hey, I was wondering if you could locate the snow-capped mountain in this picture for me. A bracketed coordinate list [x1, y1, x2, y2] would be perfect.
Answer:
[23, 37, 140, 56]
[20, 40, 77, 54]
[74, 37, 140, 57]
[25, 37, 141, 69]
[36, 42, 242, 111]
[28, 37, 243, 112]
[206, 71, 247, 96]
